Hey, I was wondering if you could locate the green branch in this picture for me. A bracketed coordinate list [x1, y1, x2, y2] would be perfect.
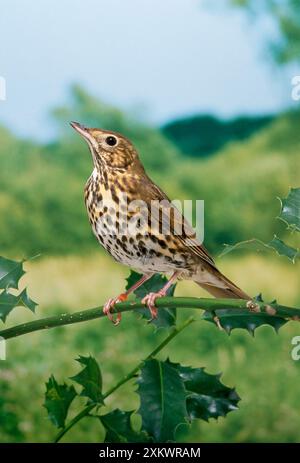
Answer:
[0, 297, 299, 341]
[54, 317, 195, 443]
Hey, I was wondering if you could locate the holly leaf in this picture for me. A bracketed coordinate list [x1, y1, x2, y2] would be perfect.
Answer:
[126, 271, 177, 328]
[99, 409, 150, 443]
[0, 288, 37, 323]
[136, 359, 187, 442]
[278, 187, 300, 232]
[70, 356, 103, 404]
[0, 256, 25, 290]
[44, 375, 77, 428]
[167, 361, 240, 422]
[220, 188, 300, 262]
[219, 239, 272, 257]
[219, 236, 299, 262]
[203, 308, 286, 335]
[268, 235, 299, 262]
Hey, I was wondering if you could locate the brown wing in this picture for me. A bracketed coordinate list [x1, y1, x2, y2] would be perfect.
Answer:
[137, 174, 216, 268]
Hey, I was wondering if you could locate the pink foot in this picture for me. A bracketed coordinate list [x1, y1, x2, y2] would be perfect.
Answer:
[103, 293, 127, 326]
[141, 292, 164, 320]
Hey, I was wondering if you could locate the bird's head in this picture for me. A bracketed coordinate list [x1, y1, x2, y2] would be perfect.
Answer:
[70, 121, 140, 170]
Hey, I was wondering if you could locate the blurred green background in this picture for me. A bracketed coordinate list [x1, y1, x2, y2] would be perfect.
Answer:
[1, 0, 300, 443]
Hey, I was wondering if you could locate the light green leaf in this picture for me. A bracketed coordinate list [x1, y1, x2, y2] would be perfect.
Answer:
[220, 236, 299, 262]
[219, 239, 271, 257]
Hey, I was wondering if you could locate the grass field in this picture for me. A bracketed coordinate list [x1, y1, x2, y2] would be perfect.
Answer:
[1, 252, 300, 443]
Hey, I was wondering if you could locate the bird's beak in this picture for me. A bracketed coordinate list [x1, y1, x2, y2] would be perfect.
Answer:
[70, 121, 97, 148]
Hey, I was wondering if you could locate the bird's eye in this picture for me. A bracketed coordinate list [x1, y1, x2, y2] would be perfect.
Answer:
[105, 135, 117, 146]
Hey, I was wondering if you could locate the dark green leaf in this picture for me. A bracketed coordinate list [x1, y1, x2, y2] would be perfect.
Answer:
[126, 271, 174, 300]
[203, 308, 286, 335]
[126, 271, 177, 328]
[44, 375, 77, 428]
[100, 409, 150, 443]
[70, 355, 103, 404]
[0, 288, 37, 323]
[136, 359, 187, 442]
[167, 360, 240, 422]
[278, 187, 300, 232]
[0, 256, 25, 290]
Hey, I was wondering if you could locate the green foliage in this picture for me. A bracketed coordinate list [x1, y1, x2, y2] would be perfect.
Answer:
[267, 236, 299, 261]
[70, 356, 103, 404]
[99, 410, 150, 443]
[0, 288, 36, 323]
[162, 114, 273, 157]
[203, 306, 287, 335]
[220, 236, 299, 263]
[54, 84, 180, 173]
[167, 360, 240, 422]
[278, 187, 300, 231]
[126, 271, 177, 328]
[0, 256, 25, 289]
[137, 358, 239, 442]
[1, 249, 300, 443]
[0, 86, 181, 256]
[229, 0, 300, 65]
[219, 187, 300, 262]
[137, 358, 187, 442]
[44, 352, 240, 443]
[169, 111, 300, 252]
[0, 256, 37, 322]
[1, 237, 299, 443]
[44, 376, 76, 428]
[209, 184, 300, 333]
[44, 356, 105, 432]
[0, 381, 24, 441]
[1, 84, 300, 443]
[0, 85, 299, 256]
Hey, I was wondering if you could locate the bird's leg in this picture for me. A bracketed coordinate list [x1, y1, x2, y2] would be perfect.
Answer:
[141, 271, 180, 320]
[103, 273, 154, 325]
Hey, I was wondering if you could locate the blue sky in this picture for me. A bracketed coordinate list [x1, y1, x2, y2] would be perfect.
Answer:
[0, 0, 295, 140]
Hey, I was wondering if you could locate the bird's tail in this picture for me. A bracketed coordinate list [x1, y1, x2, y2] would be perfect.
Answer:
[194, 268, 250, 300]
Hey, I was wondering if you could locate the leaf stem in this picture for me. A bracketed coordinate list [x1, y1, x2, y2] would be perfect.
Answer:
[1, 297, 299, 341]
[54, 403, 95, 443]
[54, 316, 194, 443]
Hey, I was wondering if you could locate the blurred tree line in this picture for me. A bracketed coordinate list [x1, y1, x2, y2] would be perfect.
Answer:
[0, 85, 299, 257]
[162, 115, 274, 157]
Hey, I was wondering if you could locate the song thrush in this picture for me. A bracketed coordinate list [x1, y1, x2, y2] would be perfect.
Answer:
[70, 122, 250, 325]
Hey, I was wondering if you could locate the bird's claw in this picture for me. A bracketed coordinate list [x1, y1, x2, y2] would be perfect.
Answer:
[103, 293, 127, 326]
[141, 292, 163, 320]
